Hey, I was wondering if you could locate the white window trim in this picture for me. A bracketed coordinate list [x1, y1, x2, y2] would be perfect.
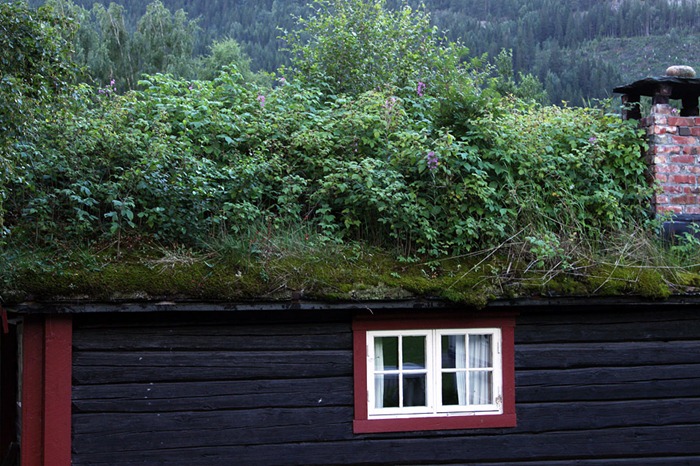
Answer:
[366, 328, 503, 420]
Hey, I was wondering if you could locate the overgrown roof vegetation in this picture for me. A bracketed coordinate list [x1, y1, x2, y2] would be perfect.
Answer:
[2, 0, 699, 305]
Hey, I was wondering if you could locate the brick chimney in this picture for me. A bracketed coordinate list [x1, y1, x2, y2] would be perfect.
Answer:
[614, 66, 700, 235]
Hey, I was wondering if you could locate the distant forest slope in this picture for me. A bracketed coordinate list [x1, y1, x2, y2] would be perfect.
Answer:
[25, 0, 700, 105]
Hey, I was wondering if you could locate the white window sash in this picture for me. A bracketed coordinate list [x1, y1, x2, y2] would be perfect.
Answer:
[367, 328, 503, 419]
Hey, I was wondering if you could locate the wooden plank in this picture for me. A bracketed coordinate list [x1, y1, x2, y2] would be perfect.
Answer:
[73, 311, 351, 328]
[515, 308, 700, 326]
[516, 397, 700, 433]
[516, 364, 700, 402]
[72, 349, 352, 384]
[20, 318, 44, 466]
[72, 376, 353, 412]
[71, 397, 700, 451]
[464, 458, 700, 466]
[516, 317, 700, 343]
[70, 424, 700, 465]
[42, 316, 72, 466]
[72, 329, 351, 351]
[516, 340, 700, 369]
[72, 407, 354, 453]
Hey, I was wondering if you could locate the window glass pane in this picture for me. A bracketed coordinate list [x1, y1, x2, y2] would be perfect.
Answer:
[376, 373, 399, 408]
[403, 373, 426, 407]
[376, 336, 398, 370]
[469, 334, 492, 368]
[402, 335, 425, 369]
[441, 372, 467, 406]
[441, 335, 456, 369]
[469, 371, 493, 405]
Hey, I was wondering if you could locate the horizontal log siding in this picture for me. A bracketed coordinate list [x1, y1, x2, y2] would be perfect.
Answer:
[72, 308, 700, 465]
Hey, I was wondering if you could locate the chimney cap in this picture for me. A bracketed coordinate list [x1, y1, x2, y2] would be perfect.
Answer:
[613, 75, 700, 100]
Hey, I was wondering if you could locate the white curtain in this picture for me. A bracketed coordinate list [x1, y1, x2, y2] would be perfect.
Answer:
[455, 335, 467, 405]
[374, 338, 384, 408]
[469, 334, 492, 405]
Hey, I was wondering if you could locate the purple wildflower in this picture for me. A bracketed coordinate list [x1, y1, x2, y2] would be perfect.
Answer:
[257, 94, 266, 108]
[426, 151, 439, 171]
[588, 136, 597, 144]
[417, 81, 426, 97]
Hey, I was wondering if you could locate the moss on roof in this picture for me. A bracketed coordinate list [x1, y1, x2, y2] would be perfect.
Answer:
[5, 240, 698, 308]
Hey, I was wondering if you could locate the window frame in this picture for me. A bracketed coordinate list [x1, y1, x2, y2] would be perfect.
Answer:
[353, 313, 516, 434]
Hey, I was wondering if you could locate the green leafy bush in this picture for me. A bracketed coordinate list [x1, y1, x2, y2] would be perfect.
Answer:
[2, 0, 652, 264]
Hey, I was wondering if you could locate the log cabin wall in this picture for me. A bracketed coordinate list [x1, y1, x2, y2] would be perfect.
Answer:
[71, 306, 700, 465]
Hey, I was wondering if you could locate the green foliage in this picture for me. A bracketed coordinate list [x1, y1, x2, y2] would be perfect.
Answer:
[0, 0, 77, 233]
[0, 1, 76, 143]
[284, 0, 467, 96]
[198, 38, 254, 82]
[0, 0, 654, 273]
[4, 60, 652, 261]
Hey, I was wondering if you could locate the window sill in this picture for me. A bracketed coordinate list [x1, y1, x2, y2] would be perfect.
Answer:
[354, 412, 517, 434]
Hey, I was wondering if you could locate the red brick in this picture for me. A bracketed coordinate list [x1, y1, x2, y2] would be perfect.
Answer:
[684, 206, 700, 214]
[663, 185, 684, 194]
[655, 145, 681, 154]
[655, 174, 668, 183]
[659, 205, 683, 214]
[655, 164, 680, 174]
[653, 155, 669, 164]
[670, 174, 697, 184]
[671, 135, 698, 145]
[671, 194, 698, 204]
[654, 125, 674, 135]
[670, 154, 696, 164]
[682, 146, 699, 155]
[690, 127, 700, 137]
[668, 116, 695, 126]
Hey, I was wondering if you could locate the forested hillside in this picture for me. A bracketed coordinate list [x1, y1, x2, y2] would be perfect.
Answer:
[22, 0, 700, 105]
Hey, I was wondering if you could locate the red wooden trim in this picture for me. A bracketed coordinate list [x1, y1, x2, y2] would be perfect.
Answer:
[500, 322, 516, 420]
[21, 318, 44, 466]
[354, 413, 517, 434]
[353, 312, 517, 331]
[353, 312, 517, 434]
[353, 326, 369, 422]
[43, 316, 72, 466]
[20, 316, 72, 466]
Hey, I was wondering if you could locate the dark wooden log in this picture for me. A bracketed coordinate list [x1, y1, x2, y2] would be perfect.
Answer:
[72, 376, 353, 413]
[516, 397, 700, 433]
[73, 322, 352, 351]
[71, 397, 700, 453]
[516, 363, 700, 402]
[516, 340, 700, 369]
[72, 407, 354, 453]
[71, 424, 700, 465]
[72, 350, 352, 384]
[515, 314, 700, 343]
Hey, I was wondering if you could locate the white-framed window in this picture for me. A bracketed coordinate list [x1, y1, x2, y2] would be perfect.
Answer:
[367, 329, 502, 418]
[353, 314, 516, 433]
